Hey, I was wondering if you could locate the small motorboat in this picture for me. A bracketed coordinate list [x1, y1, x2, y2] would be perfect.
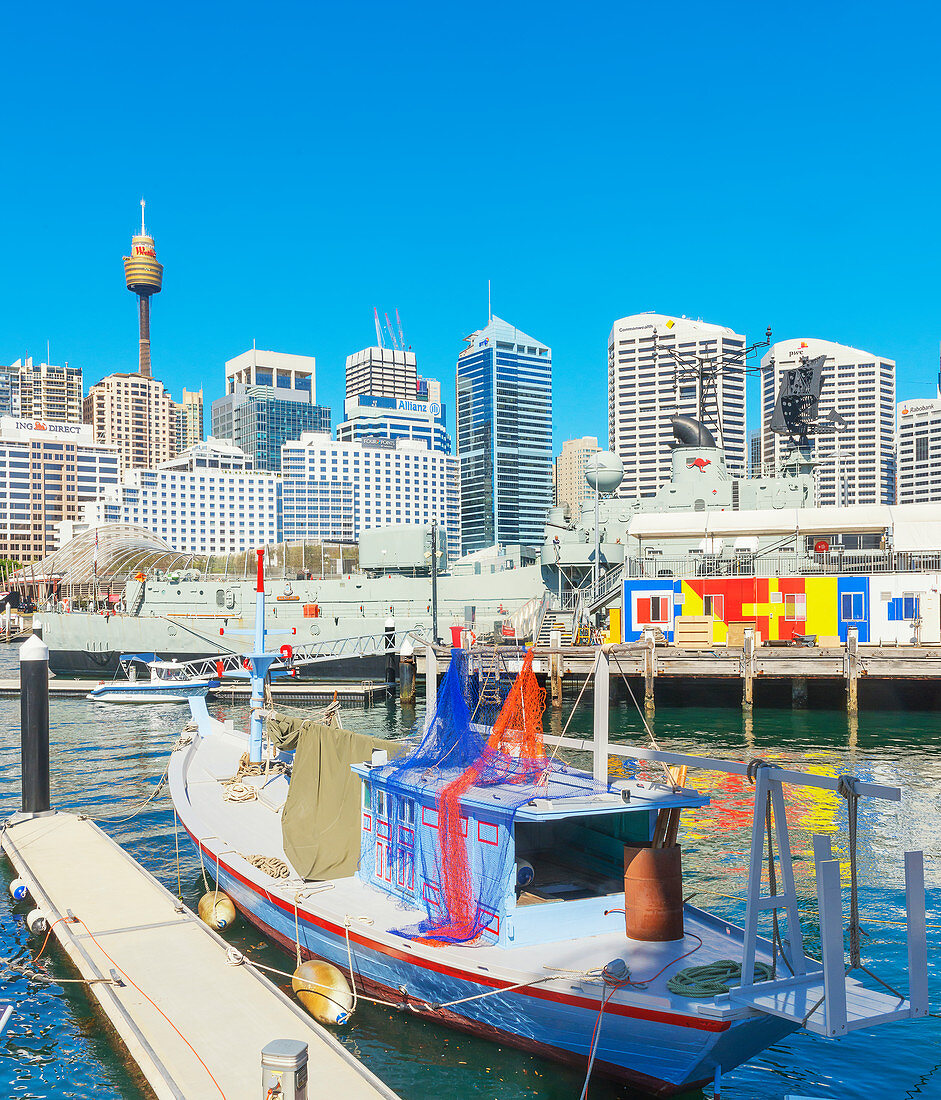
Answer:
[87, 653, 213, 704]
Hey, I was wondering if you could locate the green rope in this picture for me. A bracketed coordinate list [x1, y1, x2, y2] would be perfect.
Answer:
[667, 959, 773, 997]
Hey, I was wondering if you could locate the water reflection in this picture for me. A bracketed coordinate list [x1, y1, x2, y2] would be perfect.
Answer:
[0, 645, 938, 1099]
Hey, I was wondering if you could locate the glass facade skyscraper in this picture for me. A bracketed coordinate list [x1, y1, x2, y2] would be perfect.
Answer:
[210, 349, 330, 473]
[456, 315, 552, 554]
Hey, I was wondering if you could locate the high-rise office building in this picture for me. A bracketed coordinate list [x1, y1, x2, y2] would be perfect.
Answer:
[338, 379, 450, 453]
[760, 338, 896, 506]
[84, 372, 180, 470]
[281, 433, 459, 547]
[608, 313, 747, 497]
[175, 389, 204, 452]
[0, 416, 119, 562]
[554, 436, 599, 519]
[345, 347, 424, 401]
[456, 315, 552, 554]
[340, 343, 448, 451]
[0, 358, 83, 422]
[896, 396, 941, 504]
[211, 349, 330, 472]
[748, 429, 762, 477]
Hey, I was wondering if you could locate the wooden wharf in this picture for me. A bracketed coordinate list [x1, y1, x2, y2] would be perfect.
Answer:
[418, 635, 941, 712]
[1, 811, 398, 1100]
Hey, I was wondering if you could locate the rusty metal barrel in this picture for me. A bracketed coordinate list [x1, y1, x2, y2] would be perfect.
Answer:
[623, 844, 684, 941]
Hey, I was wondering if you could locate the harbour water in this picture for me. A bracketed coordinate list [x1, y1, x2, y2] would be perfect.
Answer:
[1, 645, 939, 1099]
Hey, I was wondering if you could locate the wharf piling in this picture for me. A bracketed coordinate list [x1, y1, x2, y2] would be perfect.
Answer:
[398, 637, 416, 705]
[549, 629, 562, 708]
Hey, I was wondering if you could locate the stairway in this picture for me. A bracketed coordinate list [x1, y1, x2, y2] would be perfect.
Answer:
[536, 611, 576, 647]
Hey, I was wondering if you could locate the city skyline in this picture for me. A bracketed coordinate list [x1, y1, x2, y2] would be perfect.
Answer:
[2, 4, 940, 455]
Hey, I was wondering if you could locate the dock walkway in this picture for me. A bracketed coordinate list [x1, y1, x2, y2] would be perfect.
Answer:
[1, 811, 398, 1100]
[0, 679, 387, 704]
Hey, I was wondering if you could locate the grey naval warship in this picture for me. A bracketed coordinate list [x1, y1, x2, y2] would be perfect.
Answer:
[36, 412, 839, 677]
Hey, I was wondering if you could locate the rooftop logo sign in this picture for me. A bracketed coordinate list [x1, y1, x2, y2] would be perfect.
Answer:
[15, 419, 83, 435]
[2, 417, 91, 441]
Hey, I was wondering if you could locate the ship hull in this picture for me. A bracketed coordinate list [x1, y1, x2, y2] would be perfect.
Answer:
[37, 565, 545, 678]
[179, 826, 795, 1097]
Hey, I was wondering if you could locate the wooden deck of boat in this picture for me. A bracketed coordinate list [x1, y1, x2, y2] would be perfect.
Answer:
[1, 811, 399, 1100]
[0, 678, 388, 703]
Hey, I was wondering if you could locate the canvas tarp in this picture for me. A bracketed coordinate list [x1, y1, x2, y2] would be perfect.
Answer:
[267, 713, 403, 881]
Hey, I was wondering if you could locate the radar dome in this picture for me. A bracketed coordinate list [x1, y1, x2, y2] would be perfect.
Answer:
[585, 451, 623, 494]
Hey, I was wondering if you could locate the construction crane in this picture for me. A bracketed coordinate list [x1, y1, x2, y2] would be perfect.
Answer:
[384, 313, 399, 351]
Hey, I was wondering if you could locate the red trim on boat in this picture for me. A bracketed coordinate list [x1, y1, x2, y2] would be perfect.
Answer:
[183, 826, 730, 1035]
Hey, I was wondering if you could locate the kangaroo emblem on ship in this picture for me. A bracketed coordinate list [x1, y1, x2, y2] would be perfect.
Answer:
[687, 458, 711, 471]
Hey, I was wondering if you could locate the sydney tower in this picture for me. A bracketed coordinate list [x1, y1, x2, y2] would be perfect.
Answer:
[122, 200, 164, 377]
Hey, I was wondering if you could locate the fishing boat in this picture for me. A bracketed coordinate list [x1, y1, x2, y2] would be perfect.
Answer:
[86, 653, 213, 703]
[167, 551, 929, 1096]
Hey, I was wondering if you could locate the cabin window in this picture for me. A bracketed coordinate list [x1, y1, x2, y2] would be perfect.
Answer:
[362, 781, 370, 809]
[841, 592, 865, 622]
[703, 594, 725, 620]
[401, 798, 415, 826]
[375, 788, 385, 817]
[784, 593, 806, 621]
[903, 594, 919, 620]
[636, 595, 669, 624]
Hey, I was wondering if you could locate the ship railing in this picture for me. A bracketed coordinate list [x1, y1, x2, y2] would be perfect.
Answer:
[544, 646, 929, 1041]
[624, 550, 941, 579]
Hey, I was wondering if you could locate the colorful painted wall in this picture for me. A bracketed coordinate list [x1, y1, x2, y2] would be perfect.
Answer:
[622, 573, 941, 645]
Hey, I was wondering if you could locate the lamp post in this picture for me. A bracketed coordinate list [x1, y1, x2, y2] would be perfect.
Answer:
[431, 518, 439, 644]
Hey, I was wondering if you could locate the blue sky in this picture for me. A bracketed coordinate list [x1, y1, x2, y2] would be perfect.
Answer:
[2, 1, 939, 450]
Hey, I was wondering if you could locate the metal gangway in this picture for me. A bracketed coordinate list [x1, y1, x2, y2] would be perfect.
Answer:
[175, 629, 424, 681]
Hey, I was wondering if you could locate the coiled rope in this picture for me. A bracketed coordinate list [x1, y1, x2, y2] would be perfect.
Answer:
[667, 959, 773, 997]
[245, 855, 291, 879]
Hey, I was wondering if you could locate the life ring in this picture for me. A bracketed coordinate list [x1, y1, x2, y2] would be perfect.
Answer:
[467, 630, 477, 648]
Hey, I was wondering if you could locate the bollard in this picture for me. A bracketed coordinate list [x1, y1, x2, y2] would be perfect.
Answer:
[399, 636, 416, 705]
[384, 618, 397, 695]
[20, 633, 50, 815]
[261, 1038, 308, 1100]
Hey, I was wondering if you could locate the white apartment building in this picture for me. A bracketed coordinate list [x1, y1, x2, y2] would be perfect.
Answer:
[897, 396, 941, 504]
[608, 313, 747, 497]
[554, 436, 599, 519]
[73, 438, 279, 554]
[281, 434, 460, 550]
[760, 338, 896, 506]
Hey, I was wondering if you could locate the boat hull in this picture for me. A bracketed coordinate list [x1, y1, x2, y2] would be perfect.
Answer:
[87, 683, 210, 703]
[180, 826, 797, 1097]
